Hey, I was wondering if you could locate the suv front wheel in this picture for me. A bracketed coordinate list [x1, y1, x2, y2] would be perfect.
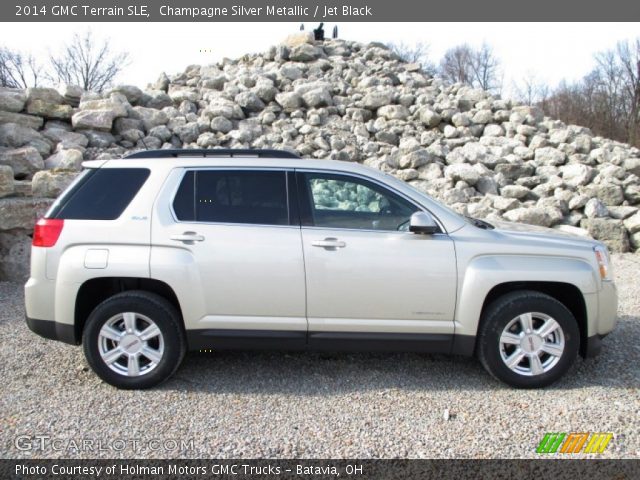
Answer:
[82, 291, 186, 389]
[477, 290, 580, 388]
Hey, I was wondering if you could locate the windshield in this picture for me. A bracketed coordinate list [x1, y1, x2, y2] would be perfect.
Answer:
[381, 171, 463, 218]
[382, 172, 494, 229]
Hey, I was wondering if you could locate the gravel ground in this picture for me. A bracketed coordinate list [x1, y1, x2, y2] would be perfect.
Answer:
[1, 254, 638, 459]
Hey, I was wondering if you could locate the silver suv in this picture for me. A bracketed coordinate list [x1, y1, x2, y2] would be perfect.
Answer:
[25, 149, 618, 389]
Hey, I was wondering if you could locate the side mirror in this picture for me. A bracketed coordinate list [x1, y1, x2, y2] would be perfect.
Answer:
[409, 211, 439, 234]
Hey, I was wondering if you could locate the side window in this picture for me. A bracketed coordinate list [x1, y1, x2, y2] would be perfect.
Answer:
[302, 173, 416, 231]
[173, 170, 195, 221]
[173, 170, 289, 226]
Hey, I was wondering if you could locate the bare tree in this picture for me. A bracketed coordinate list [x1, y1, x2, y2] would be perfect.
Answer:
[513, 71, 550, 106]
[0, 47, 43, 88]
[543, 38, 640, 147]
[439, 44, 474, 85]
[387, 41, 436, 75]
[616, 39, 640, 145]
[470, 43, 501, 93]
[49, 31, 129, 92]
[439, 43, 502, 94]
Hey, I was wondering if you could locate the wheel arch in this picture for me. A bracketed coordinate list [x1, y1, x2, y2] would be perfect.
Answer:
[74, 277, 183, 344]
[454, 255, 596, 357]
[478, 282, 588, 357]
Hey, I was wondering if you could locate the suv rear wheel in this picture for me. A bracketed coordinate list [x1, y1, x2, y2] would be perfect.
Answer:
[82, 291, 186, 389]
[477, 290, 579, 388]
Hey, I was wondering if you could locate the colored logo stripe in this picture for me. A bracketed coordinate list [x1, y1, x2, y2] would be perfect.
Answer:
[536, 433, 566, 453]
[584, 433, 613, 454]
[560, 433, 589, 454]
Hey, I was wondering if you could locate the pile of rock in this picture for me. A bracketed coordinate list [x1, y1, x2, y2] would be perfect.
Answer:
[1, 32, 640, 280]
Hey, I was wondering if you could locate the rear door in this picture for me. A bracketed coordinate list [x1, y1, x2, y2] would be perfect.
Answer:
[296, 170, 457, 351]
[151, 168, 307, 347]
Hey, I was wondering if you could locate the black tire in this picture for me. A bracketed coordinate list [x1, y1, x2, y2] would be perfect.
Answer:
[82, 291, 186, 389]
[477, 290, 580, 388]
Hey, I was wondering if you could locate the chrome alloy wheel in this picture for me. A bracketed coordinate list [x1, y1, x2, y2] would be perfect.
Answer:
[499, 312, 565, 376]
[98, 312, 164, 377]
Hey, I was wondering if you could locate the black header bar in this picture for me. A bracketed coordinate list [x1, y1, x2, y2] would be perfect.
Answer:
[5, 0, 640, 22]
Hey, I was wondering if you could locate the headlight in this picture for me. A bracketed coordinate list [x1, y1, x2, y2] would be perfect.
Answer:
[594, 245, 613, 281]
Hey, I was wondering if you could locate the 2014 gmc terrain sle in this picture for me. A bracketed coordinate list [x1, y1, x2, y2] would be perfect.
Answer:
[25, 149, 617, 389]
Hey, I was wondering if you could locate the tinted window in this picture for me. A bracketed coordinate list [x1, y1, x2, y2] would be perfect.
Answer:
[302, 173, 416, 231]
[51, 168, 150, 220]
[173, 170, 195, 221]
[173, 170, 289, 226]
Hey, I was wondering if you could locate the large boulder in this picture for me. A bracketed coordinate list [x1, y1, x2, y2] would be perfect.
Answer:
[584, 198, 609, 218]
[595, 184, 624, 206]
[0, 231, 32, 282]
[0, 165, 14, 197]
[362, 91, 393, 110]
[42, 129, 89, 150]
[275, 92, 303, 112]
[32, 170, 79, 197]
[282, 32, 314, 48]
[210, 116, 233, 133]
[109, 85, 143, 104]
[472, 110, 493, 124]
[0, 123, 46, 148]
[43, 149, 84, 170]
[79, 97, 128, 117]
[168, 87, 199, 103]
[144, 90, 173, 109]
[561, 163, 595, 187]
[0, 88, 27, 112]
[623, 158, 640, 177]
[25, 87, 72, 119]
[444, 163, 481, 185]
[148, 125, 172, 142]
[503, 207, 557, 227]
[0, 197, 53, 230]
[581, 218, 630, 252]
[289, 44, 323, 62]
[173, 123, 200, 144]
[0, 111, 44, 129]
[57, 85, 83, 107]
[419, 108, 441, 128]
[535, 147, 566, 166]
[399, 149, 433, 169]
[71, 110, 118, 131]
[130, 106, 169, 131]
[494, 163, 535, 180]
[500, 185, 531, 200]
[377, 105, 410, 121]
[81, 130, 115, 148]
[0, 146, 44, 178]
[235, 91, 265, 112]
[301, 88, 333, 108]
[623, 212, 640, 234]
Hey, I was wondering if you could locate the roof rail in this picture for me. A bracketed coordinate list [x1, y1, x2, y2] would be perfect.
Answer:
[124, 149, 300, 159]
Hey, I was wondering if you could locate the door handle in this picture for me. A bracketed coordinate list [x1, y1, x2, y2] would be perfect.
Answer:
[170, 232, 205, 243]
[311, 238, 346, 249]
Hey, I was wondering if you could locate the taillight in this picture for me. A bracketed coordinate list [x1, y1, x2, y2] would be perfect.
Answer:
[32, 218, 64, 247]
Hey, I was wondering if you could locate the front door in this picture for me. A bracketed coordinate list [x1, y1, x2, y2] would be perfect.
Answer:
[296, 171, 457, 352]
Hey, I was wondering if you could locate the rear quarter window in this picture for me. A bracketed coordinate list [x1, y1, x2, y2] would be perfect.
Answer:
[49, 168, 150, 220]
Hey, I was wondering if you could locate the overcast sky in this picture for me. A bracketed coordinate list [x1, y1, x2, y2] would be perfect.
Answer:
[1, 22, 639, 96]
